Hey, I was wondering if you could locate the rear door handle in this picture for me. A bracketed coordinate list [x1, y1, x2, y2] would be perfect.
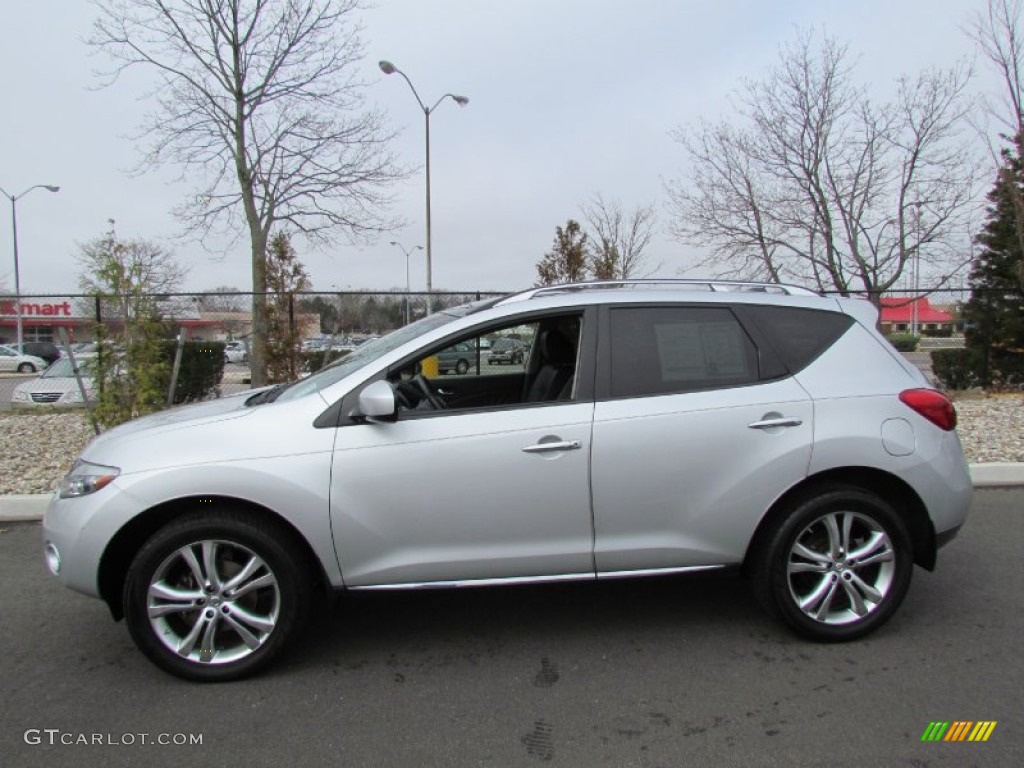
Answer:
[747, 417, 803, 430]
[522, 440, 582, 454]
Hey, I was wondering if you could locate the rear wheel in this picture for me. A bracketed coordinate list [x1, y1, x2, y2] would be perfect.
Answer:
[17, 362, 36, 373]
[123, 510, 311, 681]
[455, 359, 469, 375]
[752, 487, 913, 641]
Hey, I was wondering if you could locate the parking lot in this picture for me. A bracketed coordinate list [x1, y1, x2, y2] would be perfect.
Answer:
[0, 489, 1019, 767]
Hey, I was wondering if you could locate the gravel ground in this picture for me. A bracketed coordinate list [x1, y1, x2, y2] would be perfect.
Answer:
[0, 395, 1021, 495]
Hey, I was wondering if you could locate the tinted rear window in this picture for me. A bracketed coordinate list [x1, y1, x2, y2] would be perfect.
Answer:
[609, 306, 759, 397]
[744, 305, 853, 373]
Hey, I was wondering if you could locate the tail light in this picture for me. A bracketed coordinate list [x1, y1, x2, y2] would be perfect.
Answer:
[899, 389, 957, 431]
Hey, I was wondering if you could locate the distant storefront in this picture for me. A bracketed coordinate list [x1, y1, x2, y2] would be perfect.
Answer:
[0, 297, 318, 345]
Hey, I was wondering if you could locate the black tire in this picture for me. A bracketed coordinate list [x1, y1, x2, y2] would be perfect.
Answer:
[751, 486, 913, 642]
[123, 509, 312, 682]
[455, 359, 469, 375]
[17, 362, 36, 373]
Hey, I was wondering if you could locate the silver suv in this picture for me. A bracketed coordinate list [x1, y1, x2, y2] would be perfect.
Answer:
[43, 280, 972, 681]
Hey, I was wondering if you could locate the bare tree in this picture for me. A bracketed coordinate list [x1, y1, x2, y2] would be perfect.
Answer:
[580, 194, 659, 279]
[666, 31, 980, 303]
[90, 0, 404, 385]
[967, 0, 1024, 139]
[78, 227, 189, 324]
[197, 285, 248, 312]
[966, 0, 1024, 276]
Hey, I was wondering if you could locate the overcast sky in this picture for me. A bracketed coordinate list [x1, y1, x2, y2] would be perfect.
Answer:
[0, 0, 1005, 298]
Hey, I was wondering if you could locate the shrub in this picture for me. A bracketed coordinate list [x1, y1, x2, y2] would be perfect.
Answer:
[930, 349, 980, 390]
[888, 333, 920, 352]
[921, 327, 953, 338]
[166, 341, 226, 403]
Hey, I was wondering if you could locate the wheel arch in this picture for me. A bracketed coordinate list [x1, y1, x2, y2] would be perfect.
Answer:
[742, 466, 937, 575]
[98, 495, 331, 621]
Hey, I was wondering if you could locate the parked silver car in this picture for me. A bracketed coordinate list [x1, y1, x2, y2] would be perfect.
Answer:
[10, 357, 96, 407]
[43, 280, 972, 681]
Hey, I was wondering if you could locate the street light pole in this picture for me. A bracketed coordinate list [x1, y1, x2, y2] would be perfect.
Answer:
[0, 184, 60, 348]
[379, 60, 468, 314]
[389, 241, 423, 325]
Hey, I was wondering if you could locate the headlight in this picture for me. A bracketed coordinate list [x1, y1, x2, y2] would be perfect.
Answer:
[62, 389, 83, 403]
[12, 390, 29, 402]
[58, 460, 120, 499]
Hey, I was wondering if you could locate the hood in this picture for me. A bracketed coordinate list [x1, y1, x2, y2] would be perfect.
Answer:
[84, 388, 265, 461]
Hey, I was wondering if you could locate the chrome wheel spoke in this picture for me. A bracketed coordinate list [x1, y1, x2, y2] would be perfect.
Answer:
[848, 532, 890, 563]
[823, 515, 842, 559]
[228, 571, 275, 600]
[813, 580, 840, 620]
[847, 571, 884, 603]
[841, 578, 868, 616]
[840, 512, 854, 553]
[222, 612, 263, 650]
[149, 582, 203, 603]
[223, 554, 265, 593]
[177, 612, 210, 657]
[798, 575, 834, 612]
[201, 541, 222, 590]
[854, 549, 895, 568]
[788, 560, 829, 575]
[199, 613, 220, 662]
[792, 542, 831, 565]
[179, 546, 206, 588]
[229, 604, 276, 634]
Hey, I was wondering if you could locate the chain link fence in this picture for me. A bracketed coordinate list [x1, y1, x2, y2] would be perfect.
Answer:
[0, 290, 504, 410]
[1, 284, 1001, 409]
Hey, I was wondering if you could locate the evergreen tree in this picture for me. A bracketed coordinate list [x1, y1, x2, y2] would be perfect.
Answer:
[535, 220, 589, 286]
[265, 232, 311, 383]
[963, 134, 1024, 387]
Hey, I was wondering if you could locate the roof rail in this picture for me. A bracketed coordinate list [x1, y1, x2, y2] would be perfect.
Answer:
[498, 279, 820, 305]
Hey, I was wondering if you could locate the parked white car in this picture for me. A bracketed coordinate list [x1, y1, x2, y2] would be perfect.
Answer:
[224, 341, 248, 364]
[0, 344, 48, 373]
[11, 357, 96, 407]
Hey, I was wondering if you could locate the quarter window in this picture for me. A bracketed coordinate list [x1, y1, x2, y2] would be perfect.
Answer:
[609, 307, 758, 397]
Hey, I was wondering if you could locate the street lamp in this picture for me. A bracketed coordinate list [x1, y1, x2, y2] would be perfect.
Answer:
[379, 59, 468, 314]
[0, 183, 60, 349]
[389, 241, 423, 325]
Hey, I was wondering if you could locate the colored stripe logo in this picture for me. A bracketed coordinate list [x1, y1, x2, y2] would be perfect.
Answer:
[921, 721, 997, 742]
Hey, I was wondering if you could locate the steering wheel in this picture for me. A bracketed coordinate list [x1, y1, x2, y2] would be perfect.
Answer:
[412, 374, 447, 410]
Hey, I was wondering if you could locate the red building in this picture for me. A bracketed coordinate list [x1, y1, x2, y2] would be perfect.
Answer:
[878, 297, 955, 334]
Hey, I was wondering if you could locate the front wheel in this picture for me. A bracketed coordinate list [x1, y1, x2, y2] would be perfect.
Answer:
[455, 359, 469, 375]
[751, 487, 913, 642]
[17, 362, 36, 373]
[123, 510, 311, 681]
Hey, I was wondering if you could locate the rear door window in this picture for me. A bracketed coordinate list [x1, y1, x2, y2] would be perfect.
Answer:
[608, 306, 759, 398]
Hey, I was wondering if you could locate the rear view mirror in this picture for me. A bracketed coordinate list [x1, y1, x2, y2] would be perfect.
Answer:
[357, 380, 397, 421]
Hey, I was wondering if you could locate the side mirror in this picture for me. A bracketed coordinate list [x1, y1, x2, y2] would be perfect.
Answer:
[357, 380, 397, 421]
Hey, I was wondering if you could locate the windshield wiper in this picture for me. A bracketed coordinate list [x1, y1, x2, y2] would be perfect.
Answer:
[245, 383, 289, 406]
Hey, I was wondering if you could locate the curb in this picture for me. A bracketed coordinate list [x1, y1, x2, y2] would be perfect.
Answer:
[2, 463, 1022, 523]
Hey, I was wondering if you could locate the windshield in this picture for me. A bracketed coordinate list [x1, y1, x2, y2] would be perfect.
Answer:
[274, 299, 497, 403]
[42, 358, 96, 378]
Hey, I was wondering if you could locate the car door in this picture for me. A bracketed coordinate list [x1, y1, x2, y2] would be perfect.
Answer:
[329, 310, 597, 587]
[590, 304, 814, 574]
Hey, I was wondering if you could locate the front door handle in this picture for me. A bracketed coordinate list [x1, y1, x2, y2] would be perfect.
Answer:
[747, 417, 803, 430]
[522, 440, 582, 454]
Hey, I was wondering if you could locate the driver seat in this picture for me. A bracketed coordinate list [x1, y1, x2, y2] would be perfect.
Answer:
[525, 329, 576, 403]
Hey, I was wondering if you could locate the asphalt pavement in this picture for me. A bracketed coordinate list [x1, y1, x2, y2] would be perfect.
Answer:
[0, 488, 1021, 767]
